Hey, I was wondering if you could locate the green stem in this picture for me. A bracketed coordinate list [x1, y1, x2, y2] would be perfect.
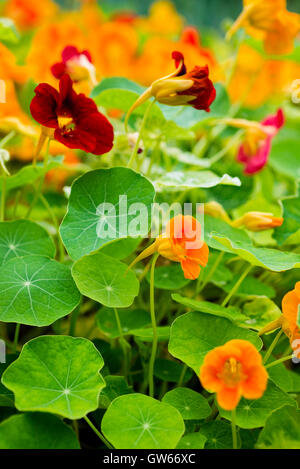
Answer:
[127, 99, 155, 169]
[1, 174, 6, 222]
[13, 323, 20, 353]
[198, 251, 225, 294]
[69, 306, 80, 336]
[38, 192, 65, 262]
[177, 364, 188, 388]
[231, 408, 238, 449]
[221, 264, 252, 307]
[263, 329, 283, 365]
[83, 416, 113, 449]
[148, 253, 159, 398]
[114, 308, 129, 377]
[265, 354, 294, 369]
[0, 131, 15, 149]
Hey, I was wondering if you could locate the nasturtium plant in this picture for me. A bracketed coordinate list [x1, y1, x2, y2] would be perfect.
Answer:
[0, 219, 55, 266]
[72, 251, 139, 308]
[169, 312, 262, 372]
[0, 255, 80, 326]
[0, 413, 80, 449]
[101, 394, 185, 449]
[60, 168, 155, 260]
[1, 336, 105, 419]
[1, 0, 300, 452]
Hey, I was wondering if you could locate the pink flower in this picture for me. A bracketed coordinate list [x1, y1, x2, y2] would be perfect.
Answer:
[51, 46, 97, 86]
[237, 109, 284, 175]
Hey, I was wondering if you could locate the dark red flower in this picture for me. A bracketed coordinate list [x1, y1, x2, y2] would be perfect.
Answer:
[30, 74, 114, 155]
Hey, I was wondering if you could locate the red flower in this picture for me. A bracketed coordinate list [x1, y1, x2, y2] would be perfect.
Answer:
[51, 46, 96, 84]
[30, 74, 114, 155]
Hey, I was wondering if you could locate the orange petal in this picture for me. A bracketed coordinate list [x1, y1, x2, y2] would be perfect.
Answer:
[180, 258, 200, 280]
[217, 386, 241, 411]
[241, 366, 268, 399]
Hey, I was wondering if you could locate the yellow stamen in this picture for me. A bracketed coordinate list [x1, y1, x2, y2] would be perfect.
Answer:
[58, 116, 73, 129]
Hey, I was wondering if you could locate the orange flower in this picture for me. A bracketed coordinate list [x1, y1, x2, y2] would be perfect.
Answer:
[260, 283, 300, 359]
[128, 215, 209, 280]
[200, 339, 268, 410]
[135, 0, 184, 36]
[232, 211, 283, 231]
[4, 0, 57, 31]
[227, 0, 300, 55]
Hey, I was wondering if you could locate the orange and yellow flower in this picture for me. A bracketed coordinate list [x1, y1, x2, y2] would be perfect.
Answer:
[227, 0, 300, 55]
[4, 0, 57, 31]
[232, 211, 283, 231]
[200, 339, 268, 410]
[128, 215, 209, 280]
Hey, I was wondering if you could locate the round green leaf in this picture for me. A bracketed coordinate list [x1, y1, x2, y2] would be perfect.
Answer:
[162, 388, 211, 420]
[0, 255, 80, 326]
[218, 381, 296, 429]
[154, 358, 193, 383]
[72, 251, 139, 308]
[0, 413, 80, 449]
[146, 264, 190, 290]
[0, 219, 55, 266]
[60, 168, 155, 260]
[101, 394, 185, 449]
[241, 297, 282, 331]
[176, 433, 207, 449]
[1, 335, 105, 419]
[168, 311, 262, 372]
[96, 307, 150, 338]
[154, 170, 241, 192]
[256, 405, 300, 449]
[199, 421, 232, 449]
[0, 354, 17, 407]
[99, 375, 133, 409]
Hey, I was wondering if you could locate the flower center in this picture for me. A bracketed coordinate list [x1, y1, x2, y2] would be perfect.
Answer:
[219, 357, 245, 387]
[58, 116, 75, 133]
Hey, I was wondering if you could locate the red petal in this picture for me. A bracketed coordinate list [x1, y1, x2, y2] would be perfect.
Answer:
[62, 45, 80, 63]
[51, 62, 66, 79]
[30, 83, 59, 127]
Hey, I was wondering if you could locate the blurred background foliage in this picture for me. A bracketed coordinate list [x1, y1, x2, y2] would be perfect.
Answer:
[58, 0, 300, 29]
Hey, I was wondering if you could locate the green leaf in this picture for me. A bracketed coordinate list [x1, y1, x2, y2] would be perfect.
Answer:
[222, 275, 275, 298]
[99, 237, 141, 260]
[131, 326, 170, 342]
[0, 220, 55, 266]
[154, 170, 241, 192]
[154, 358, 193, 383]
[60, 167, 155, 260]
[72, 251, 139, 308]
[99, 375, 133, 409]
[146, 264, 190, 290]
[240, 297, 282, 331]
[201, 251, 233, 287]
[176, 433, 207, 449]
[0, 157, 63, 193]
[203, 214, 250, 252]
[1, 335, 105, 419]
[101, 393, 185, 449]
[96, 307, 150, 338]
[0, 18, 19, 43]
[270, 130, 300, 180]
[0, 255, 80, 326]
[0, 354, 17, 407]
[171, 294, 247, 323]
[275, 189, 300, 245]
[256, 406, 300, 449]
[199, 421, 232, 449]
[268, 357, 300, 393]
[218, 380, 296, 429]
[162, 387, 211, 420]
[168, 311, 262, 372]
[0, 413, 80, 449]
[91, 77, 144, 96]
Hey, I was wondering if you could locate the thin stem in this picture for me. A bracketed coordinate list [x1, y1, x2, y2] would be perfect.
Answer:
[265, 354, 294, 369]
[221, 264, 252, 307]
[231, 408, 238, 449]
[83, 416, 113, 449]
[0, 174, 6, 222]
[177, 364, 188, 388]
[12, 189, 22, 218]
[0, 131, 15, 149]
[13, 323, 21, 353]
[263, 329, 283, 364]
[198, 251, 225, 294]
[148, 252, 159, 398]
[69, 306, 80, 336]
[38, 192, 65, 262]
[127, 99, 155, 169]
[114, 307, 129, 377]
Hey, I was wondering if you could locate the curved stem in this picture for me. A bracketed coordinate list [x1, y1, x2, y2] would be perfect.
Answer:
[198, 251, 225, 294]
[231, 408, 238, 449]
[265, 354, 294, 369]
[148, 253, 159, 398]
[83, 416, 113, 449]
[13, 323, 20, 353]
[221, 264, 252, 307]
[263, 329, 283, 365]
[114, 307, 129, 377]
[177, 364, 188, 388]
[127, 99, 155, 169]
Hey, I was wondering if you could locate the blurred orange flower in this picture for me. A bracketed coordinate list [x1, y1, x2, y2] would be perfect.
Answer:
[227, 0, 300, 55]
[135, 0, 183, 36]
[4, 0, 57, 31]
[200, 339, 268, 410]
[232, 211, 283, 231]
